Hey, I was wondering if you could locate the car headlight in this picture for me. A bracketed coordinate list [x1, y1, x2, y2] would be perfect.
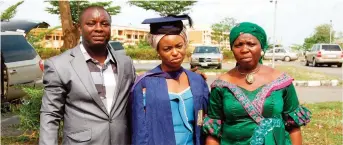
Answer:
[191, 58, 198, 61]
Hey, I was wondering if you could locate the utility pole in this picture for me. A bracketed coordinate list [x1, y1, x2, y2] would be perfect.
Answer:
[270, 0, 278, 68]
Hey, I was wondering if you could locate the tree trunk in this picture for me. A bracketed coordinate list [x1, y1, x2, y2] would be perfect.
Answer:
[58, 1, 79, 50]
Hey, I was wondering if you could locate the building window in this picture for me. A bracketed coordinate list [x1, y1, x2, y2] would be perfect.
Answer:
[45, 36, 52, 40]
[118, 30, 123, 35]
[139, 35, 144, 39]
[134, 35, 138, 39]
[127, 34, 132, 39]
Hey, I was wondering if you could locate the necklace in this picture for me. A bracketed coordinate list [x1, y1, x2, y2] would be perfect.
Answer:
[236, 65, 261, 84]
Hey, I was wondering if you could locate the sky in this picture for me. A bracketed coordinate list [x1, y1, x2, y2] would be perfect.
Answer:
[1, 0, 342, 47]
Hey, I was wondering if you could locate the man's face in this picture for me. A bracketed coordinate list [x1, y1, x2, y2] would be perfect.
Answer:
[79, 8, 111, 48]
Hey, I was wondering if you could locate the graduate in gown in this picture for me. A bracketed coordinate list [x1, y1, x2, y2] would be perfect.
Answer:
[130, 15, 209, 145]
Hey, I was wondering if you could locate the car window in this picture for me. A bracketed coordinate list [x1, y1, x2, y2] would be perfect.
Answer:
[316, 45, 320, 51]
[310, 46, 315, 51]
[109, 41, 124, 51]
[311, 45, 317, 51]
[1, 35, 37, 63]
[321, 45, 341, 51]
[279, 49, 286, 53]
[194, 46, 220, 53]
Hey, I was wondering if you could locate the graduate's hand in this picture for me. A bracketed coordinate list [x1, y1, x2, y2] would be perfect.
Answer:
[190, 66, 207, 80]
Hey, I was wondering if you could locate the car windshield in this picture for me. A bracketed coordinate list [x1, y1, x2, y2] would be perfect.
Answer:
[194, 46, 219, 53]
[322, 45, 341, 51]
[109, 42, 124, 51]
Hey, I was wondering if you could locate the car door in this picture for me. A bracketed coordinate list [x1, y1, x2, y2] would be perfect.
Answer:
[307, 45, 316, 62]
[1, 34, 42, 85]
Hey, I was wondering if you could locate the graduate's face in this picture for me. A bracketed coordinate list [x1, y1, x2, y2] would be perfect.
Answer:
[157, 35, 186, 69]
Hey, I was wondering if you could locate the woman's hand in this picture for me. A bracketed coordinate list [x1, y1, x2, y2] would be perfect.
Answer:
[206, 136, 220, 145]
[289, 127, 302, 145]
[190, 66, 207, 80]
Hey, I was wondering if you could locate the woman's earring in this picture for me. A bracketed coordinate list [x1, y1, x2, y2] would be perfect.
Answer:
[261, 51, 264, 56]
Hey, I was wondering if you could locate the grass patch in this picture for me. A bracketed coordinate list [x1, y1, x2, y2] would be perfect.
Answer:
[1, 102, 341, 144]
[275, 65, 341, 81]
[302, 102, 342, 145]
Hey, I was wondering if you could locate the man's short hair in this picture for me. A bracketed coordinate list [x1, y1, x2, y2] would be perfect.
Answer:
[79, 6, 112, 23]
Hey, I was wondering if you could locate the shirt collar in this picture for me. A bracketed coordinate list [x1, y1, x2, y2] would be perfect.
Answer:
[79, 43, 115, 63]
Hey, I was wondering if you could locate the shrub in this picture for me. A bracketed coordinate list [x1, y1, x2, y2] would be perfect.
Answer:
[18, 86, 43, 136]
[12, 86, 63, 141]
[125, 48, 158, 60]
[36, 48, 61, 59]
[222, 49, 235, 60]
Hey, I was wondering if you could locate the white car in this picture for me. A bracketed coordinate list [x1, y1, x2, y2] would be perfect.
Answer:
[190, 46, 223, 69]
[305, 44, 343, 67]
[264, 47, 298, 62]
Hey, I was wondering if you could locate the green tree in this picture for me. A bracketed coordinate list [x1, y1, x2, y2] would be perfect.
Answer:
[290, 44, 303, 51]
[128, 1, 197, 16]
[211, 17, 237, 48]
[45, 1, 121, 49]
[0, 0, 24, 20]
[46, 1, 120, 23]
[303, 24, 335, 50]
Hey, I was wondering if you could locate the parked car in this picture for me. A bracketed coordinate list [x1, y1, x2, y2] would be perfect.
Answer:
[1, 20, 48, 104]
[190, 46, 223, 69]
[305, 44, 343, 67]
[263, 47, 298, 61]
[108, 41, 126, 55]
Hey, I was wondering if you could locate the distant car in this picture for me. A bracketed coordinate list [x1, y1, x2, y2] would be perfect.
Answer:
[263, 47, 298, 62]
[190, 46, 223, 69]
[108, 41, 126, 55]
[305, 44, 343, 67]
[1, 20, 48, 103]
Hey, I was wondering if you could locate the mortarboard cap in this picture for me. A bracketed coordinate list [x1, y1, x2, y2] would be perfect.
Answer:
[142, 14, 193, 35]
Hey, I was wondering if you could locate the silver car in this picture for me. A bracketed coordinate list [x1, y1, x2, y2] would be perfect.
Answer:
[1, 31, 43, 102]
[190, 46, 223, 69]
[263, 47, 298, 62]
[1, 20, 48, 104]
[305, 44, 343, 67]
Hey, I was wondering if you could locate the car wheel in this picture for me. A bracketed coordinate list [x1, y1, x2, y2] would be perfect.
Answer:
[338, 63, 342, 68]
[217, 63, 222, 69]
[284, 56, 291, 62]
[305, 59, 309, 66]
[313, 59, 319, 67]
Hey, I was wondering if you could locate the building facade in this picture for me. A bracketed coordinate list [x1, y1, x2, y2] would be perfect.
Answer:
[31, 25, 230, 49]
[30, 25, 149, 49]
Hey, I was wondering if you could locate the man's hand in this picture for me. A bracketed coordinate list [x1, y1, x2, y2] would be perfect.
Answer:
[190, 66, 207, 80]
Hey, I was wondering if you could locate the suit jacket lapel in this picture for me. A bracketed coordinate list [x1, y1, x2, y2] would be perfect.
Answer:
[108, 47, 124, 116]
[70, 46, 109, 116]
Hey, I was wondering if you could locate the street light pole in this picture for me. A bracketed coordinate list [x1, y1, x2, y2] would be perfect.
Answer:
[271, 0, 278, 68]
[330, 20, 332, 44]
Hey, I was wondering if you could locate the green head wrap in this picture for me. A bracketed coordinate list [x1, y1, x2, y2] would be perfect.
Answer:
[229, 22, 268, 64]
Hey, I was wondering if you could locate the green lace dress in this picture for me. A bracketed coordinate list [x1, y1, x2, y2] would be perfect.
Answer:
[203, 73, 311, 145]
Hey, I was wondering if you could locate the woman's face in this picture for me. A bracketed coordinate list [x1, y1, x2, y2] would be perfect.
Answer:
[232, 33, 262, 69]
[157, 35, 186, 69]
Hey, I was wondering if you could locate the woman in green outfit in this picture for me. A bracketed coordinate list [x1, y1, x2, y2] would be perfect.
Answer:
[202, 22, 311, 145]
